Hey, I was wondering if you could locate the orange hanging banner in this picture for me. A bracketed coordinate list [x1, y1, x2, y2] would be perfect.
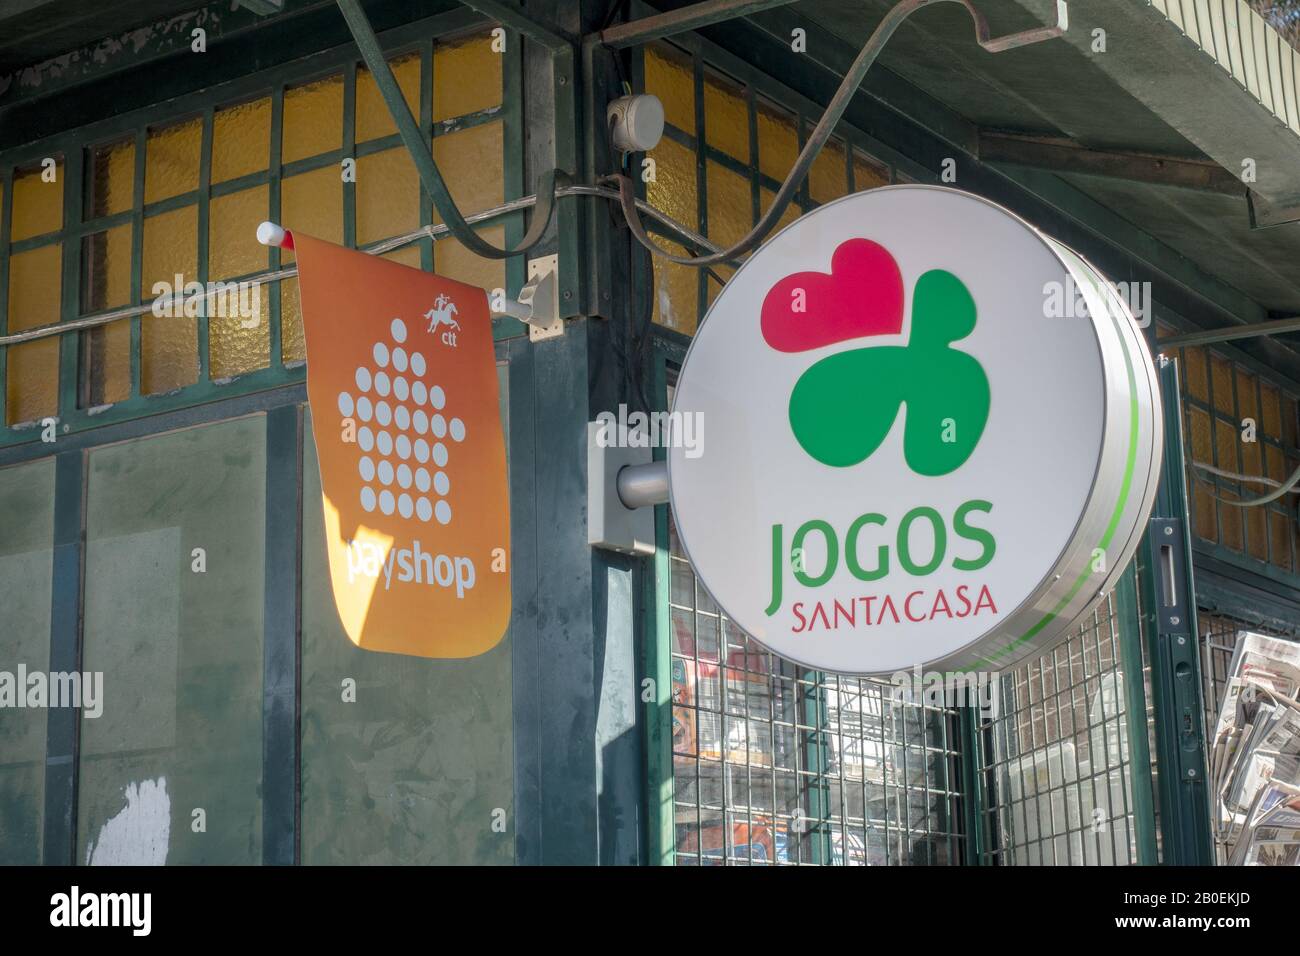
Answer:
[291, 231, 510, 658]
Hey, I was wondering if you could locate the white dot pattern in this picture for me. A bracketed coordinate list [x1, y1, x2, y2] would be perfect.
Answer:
[336, 318, 466, 524]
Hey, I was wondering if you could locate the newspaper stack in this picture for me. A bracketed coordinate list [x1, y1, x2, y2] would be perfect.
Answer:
[1209, 632, 1300, 865]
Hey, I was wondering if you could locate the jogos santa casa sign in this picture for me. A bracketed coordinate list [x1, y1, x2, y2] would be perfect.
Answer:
[668, 185, 1162, 675]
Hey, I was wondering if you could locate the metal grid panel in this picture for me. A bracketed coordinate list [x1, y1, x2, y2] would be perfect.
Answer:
[667, 513, 965, 866]
[1197, 611, 1298, 862]
[978, 595, 1149, 865]
[1199, 611, 1297, 741]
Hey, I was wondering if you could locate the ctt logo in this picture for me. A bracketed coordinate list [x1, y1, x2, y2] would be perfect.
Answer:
[424, 293, 461, 347]
[761, 238, 990, 476]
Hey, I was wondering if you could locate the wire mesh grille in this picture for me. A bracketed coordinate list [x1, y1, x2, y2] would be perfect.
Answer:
[976, 594, 1149, 865]
[667, 513, 966, 865]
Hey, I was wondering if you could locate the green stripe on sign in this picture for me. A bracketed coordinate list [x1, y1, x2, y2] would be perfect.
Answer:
[976, 308, 1142, 668]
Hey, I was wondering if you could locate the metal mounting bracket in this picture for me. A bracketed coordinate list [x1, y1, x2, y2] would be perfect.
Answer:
[588, 423, 657, 555]
[524, 254, 564, 342]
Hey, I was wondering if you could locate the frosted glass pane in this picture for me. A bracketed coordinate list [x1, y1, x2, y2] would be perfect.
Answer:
[79, 416, 266, 865]
[282, 75, 343, 164]
[144, 119, 201, 205]
[433, 32, 501, 121]
[5, 244, 62, 425]
[212, 97, 271, 184]
[300, 405, 513, 864]
[645, 46, 695, 136]
[141, 206, 199, 394]
[0, 457, 55, 864]
[356, 54, 421, 143]
[88, 139, 134, 218]
[356, 148, 419, 246]
[11, 163, 63, 241]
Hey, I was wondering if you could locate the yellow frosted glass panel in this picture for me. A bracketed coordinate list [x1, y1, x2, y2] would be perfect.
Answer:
[81, 225, 131, 312]
[82, 227, 131, 405]
[281, 280, 305, 365]
[647, 136, 698, 233]
[1182, 345, 1208, 400]
[209, 289, 269, 380]
[433, 33, 501, 121]
[1214, 417, 1242, 550]
[88, 140, 134, 218]
[436, 224, 504, 296]
[1260, 381, 1281, 436]
[279, 166, 344, 364]
[757, 102, 797, 183]
[1270, 511, 1292, 572]
[144, 119, 201, 204]
[1285, 396, 1298, 448]
[382, 245, 422, 269]
[5, 244, 62, 425]
[209, 187, 270, 380]
[646, 136, 699, 335]
[1187, 406, 1215, 541]
[212, 97, 271, 183]
[11, 163, 63, 241]
[759, 187, 803, 237]
[7, 243, 61, 331]
[282, 74, 343, 164]
[809, 137, 848, 205]
[645, 46, 695, 135]
[706, 160, 751, 250]
[280, 166, 343, 262]
[703, 72, 749, 162]
[84, 320, 131, 406]
[210, 185, 269, 280]
[853, 150, 889, 191]
[431, 122, 502, 222]
[357, 148, 419, 245]
[1209, 354, 1233, 412]
[79, 226, 130, 407]
[1246, 497, 1268, 561]
[1265, 445, 1287, 484]
[651, 240, 697, 335]
[1236, 368, 1259, 432]
[357, 54, 421, 142]
[141, 206, 199, 395]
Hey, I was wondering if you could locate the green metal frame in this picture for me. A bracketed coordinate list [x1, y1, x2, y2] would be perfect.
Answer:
[1136, 357, 1216, 865]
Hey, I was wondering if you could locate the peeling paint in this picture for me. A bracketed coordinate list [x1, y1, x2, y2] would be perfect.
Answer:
[85, 778, 170, 866]
[2, 7, 226, 96]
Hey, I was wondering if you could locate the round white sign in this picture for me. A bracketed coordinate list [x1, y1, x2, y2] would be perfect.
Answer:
[668, 185, 1162, 675]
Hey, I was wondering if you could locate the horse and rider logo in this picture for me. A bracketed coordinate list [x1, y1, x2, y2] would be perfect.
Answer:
[424, 293, 461, 347]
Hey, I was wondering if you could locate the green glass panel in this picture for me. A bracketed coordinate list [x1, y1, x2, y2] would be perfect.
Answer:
[0, 457, 56, 864]
[78, 416, 266, 864]
[300, 387, 514, 864]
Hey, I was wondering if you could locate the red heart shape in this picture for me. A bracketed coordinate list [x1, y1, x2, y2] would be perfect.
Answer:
[760, 238, 904, 352]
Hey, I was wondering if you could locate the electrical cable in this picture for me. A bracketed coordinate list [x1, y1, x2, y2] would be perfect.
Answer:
[1189, 458, 1300, 507]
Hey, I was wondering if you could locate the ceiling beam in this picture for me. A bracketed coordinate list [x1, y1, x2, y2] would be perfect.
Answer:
[592, 0, 798, 49]
[978, 131, 1246, 195]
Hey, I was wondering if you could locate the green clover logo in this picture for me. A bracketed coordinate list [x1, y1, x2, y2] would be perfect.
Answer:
[761, 239, 990, 476]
